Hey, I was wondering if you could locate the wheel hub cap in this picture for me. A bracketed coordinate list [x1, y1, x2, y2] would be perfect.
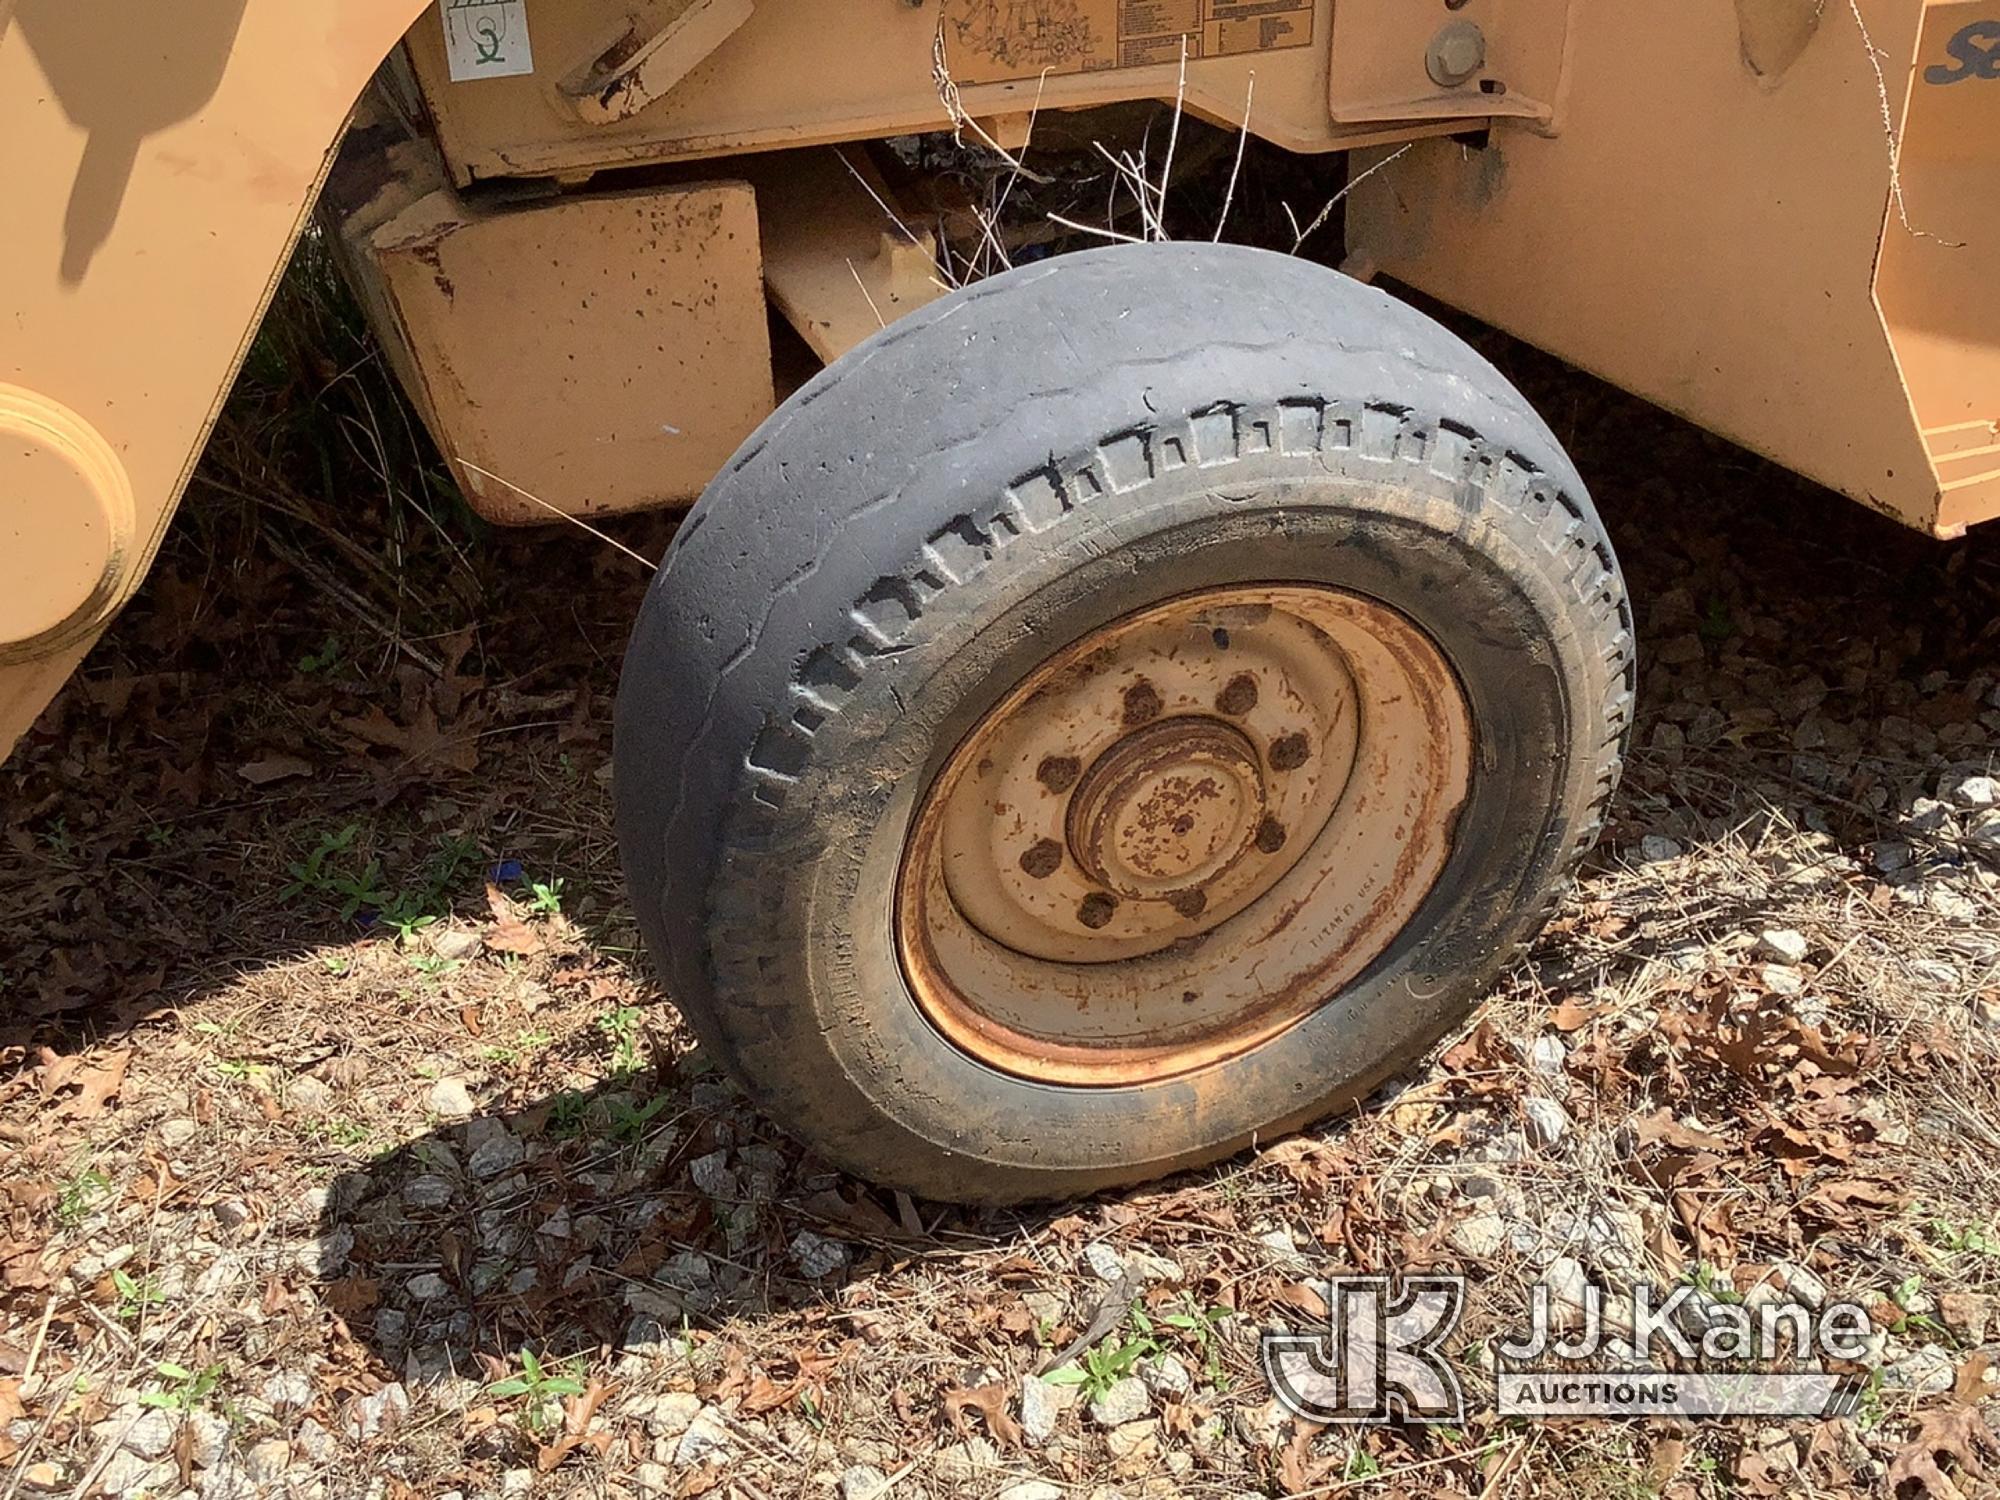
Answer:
[899, 584, 1473, 1085]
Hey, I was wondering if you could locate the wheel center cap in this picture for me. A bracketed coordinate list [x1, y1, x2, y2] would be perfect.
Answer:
[1066, 718, 1265, 898]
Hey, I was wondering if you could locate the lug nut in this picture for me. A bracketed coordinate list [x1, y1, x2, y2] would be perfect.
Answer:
[1121, 679, 1163, 727]
[1215, 672, 1259, 716]
[1019, 838, 1063, 878]
[1077, 892, 1119, 929]
[1268, 731, 1311, 771]
[1254, 816, 1287, 853]
[1167, 887, 1208, 918]
[1036, 754, 1081, 793]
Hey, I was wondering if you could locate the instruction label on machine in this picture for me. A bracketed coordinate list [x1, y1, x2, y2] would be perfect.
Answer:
[943, 0, 1313, 86]
[442, 0, 535, 81]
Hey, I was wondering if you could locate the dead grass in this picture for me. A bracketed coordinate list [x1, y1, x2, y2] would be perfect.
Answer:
[2, 154, 2000, 1500]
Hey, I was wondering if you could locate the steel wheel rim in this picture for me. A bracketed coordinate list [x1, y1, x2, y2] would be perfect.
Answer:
[896, 584, 1475, 1086]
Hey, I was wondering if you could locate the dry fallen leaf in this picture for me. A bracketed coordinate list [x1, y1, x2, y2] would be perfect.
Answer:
[37, 1048, 132, 1119]
[535, 1377, 618, 1470]
[942, 1381, 1021, 1449]
[484, 882, 542, 955]
[1552, 996, 1611, 1032]
[1953, 1352, 1992, 1408]
[1277, 1418, 1329, 1495]
[1886, 1405, 2000, 1500]
[237, 753, 313, 785]
[740, 1371, 799, 1415]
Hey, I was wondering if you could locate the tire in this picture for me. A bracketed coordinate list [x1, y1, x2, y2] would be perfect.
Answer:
[614, 242, 1634, 1204]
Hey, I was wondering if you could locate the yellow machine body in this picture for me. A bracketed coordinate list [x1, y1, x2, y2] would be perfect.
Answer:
[4, 0, 1997, 757]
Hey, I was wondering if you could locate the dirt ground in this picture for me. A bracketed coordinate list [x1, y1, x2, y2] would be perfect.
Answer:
[4, 239, 2000, 1500]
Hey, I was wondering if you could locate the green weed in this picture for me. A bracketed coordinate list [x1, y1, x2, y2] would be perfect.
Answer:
[488, 1348, 584, 1436]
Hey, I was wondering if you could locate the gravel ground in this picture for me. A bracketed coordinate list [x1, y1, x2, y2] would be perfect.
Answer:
[2, 241, 1999, 1500]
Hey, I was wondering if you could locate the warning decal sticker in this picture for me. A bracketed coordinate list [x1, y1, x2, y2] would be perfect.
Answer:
[942, 0, 1313, 86]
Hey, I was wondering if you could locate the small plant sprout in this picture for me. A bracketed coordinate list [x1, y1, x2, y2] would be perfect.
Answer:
[1928, 1214, 2000, 1259]
[548, 1091, 594, 1139]
[1044, 1312, 1159, 1401]
[139, 1362, 224, 1413]
[113, 1268, 166, 1321]
[607, 1092, 672, 1142]
[1162, 1301, 1233, 1387]
[1888, 1273, 1944, 1337]
[378, 892, 438, 945]
[283, 824, 390, 921]
[525, 877, 566, 916]
[297, 634, 342, 674]
[488, 1348, 585, 1435]
[57, 1165, 111, 1227]
[597, 1006, 645, 1076]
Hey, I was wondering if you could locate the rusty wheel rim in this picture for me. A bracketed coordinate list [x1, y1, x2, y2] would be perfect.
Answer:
[895, 584, 1475, 1086]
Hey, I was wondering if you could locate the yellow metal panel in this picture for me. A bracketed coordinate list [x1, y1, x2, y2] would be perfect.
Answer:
[401, 0, 1432, 185]
[0, 0, 429, 757]
[363, 180, 776, 524]
[1876, 1, 2000, 533]
[1345, 0, 1993, 535]
[745, 149, 950, 364]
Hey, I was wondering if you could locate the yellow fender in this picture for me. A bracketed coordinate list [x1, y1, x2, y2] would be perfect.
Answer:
[0, 0, 430, 757]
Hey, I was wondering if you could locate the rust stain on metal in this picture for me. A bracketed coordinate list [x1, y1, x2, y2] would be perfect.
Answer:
[1215, 671, 1259, 716]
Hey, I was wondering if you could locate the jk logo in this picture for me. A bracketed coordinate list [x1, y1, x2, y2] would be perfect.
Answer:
[1261, 1275, 1467, 1424]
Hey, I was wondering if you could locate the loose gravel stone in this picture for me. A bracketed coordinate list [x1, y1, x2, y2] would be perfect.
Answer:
[293, 1418, 338, 1465]
[1020, 1374, 1069, 1445]
[672, 1407, 731, 1465]
[1139, 1353, 1193, 1399]
[1450, 1212, 1509, 1259]
[287, 1075, 335, 1115]
[466, 1132, 524, 1180]
[1752, 928, 1810, 965]
[1522, 1096, 1569, 1148]
[119, 1408, 180, 1459]
[791, 1229, 848, 1278]
[428, 1077, 476, 1118]
[243, 1438, 291, 1484]
[345, 1383, 409, 1441]
[1089, 1375, 1150, 1428]
[98, 1450, 176, 1498]
[402, 1174, 456, 1209]
[643, 1391, 703, 1437]
[1760, 964, 1806, 997]
[1084, 1242, 1126, 1282]
[1948, 774, 1999, 809]
[262, 1369, 315, 1411]
[431, 927, 485, 962]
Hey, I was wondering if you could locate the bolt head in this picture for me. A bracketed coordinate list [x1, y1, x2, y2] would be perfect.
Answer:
[1426, 20, 1486, 86]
